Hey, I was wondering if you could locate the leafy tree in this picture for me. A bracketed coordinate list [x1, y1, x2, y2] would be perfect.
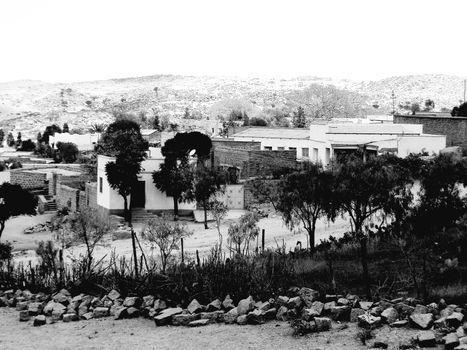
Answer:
[6, 133, 15, 147]
[17, 139, 35, 152]
[193, 166, 227, 229]
[15, 132, 22, 148]
[209, 200, 228, 250]
[249, 117, 268, 126]
[89, 123, 107, 133]
[142, 215, 192, 274]
[292, 106, 306, 128]
[0, 183, 37, 239]
[276, 163, 334, 249]
[410, 102, 420, 115]
[55, 142, 79, 163]
[36, 132, 42, 143]
[424, 99, 435, 111]
[152, 112, 162, 131]
[227, 211, 260, 256]
[42, 124, 62, 144]
[451, 102, 467, 117]
[0, 129, 4, 146]
[62, 123, 70, 133]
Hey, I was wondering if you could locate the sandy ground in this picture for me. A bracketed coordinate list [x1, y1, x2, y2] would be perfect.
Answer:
[2, 211, 350, 265]
[0, 307, 366, 350]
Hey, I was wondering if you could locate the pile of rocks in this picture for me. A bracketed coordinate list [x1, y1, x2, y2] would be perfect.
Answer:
[23, 222, 51, 235]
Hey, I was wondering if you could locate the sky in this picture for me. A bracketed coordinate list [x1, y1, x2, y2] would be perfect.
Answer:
[0, 0, 466, 83]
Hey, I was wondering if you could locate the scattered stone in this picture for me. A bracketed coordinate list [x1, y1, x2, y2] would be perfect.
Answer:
[206, 299, 222, 312]
[127, 307, 140, 318]
[298, 287, 319, 307]
[276, 306, 289, 321]
[323, 301, 336, 314]
[394, 302, 415, 317]
[337, 298, 350, 306]
[390, 320, 409, 328]
[447, 313, 464, 328]
[51, 310, 63, 322]
[153, 299, 167, 312]
[154, 307, 183, 326]
[381, 307, 399, 324]
[410, 313, 434, 330]
[200, 311, 224, 323]
[53, 292, 69, 305]
[237, 296, 255, 315]
[435, 317, 448, 329]
[188, 319, 210, 327]
[222, 295, 234, 310]
[413, 304, 429, 314]
[418, 331, 436, 347]
[81, 312, 93, 320]
[15, 301, 28, 311]
[258, 301, 271, 312]
[287, 296, 303, 309]
[358, 314, 382, 329]
[63, 313, 79, 322]
[224, 307, 238, 324]
[93, 307, 109, 318]
[172, 313, 200, 326]
[441, 307, 455, 319]
[123, 297, 141, 308]
[236, 315, 248, 325]
[246, 309, 264, 325]
[330, 305, 351, 321]
[446, 333, 460, 350]
[314, 317, 331, 331]
[33, 315, 46, 327]
[358, 301, 373, 311]
[114, 307, 128, 320]
[187, 299, 204, 314]
[19, 310, 30, 322]
[28, 302, 43, 316]
[350, 308, 365, 323]
[107, 289, 121, 301]
[262, 307, 277, 320]
[276, 296, 289, 307]
[142, 295, 155, 308]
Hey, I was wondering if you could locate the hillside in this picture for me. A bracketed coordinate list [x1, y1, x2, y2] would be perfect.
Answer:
[0, 74, 464, 139]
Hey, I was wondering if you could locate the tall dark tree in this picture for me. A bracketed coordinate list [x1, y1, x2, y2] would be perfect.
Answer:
[451, 102, 467, 117]
[55, 142, 79, 163]
[193, 167, 227, 229]
[6, 133, 15, 147]
[292, 106, 306, 128]
[62, 123, 70, 133]
[42, 124, 62, 144]
[0, 183, 37, 239]
[0, 129, 4, 146]
[16, 132, 22, 148]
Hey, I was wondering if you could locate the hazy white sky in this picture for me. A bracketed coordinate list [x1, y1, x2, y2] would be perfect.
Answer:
[0, 0, 466, 83]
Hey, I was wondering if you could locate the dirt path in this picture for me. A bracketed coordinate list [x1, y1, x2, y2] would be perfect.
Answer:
[0, 308, 365, 350]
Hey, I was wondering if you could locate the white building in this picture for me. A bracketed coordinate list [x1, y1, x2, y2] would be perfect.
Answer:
[232, 123, 446, 165]
[96, 147, 195, 215]
[49, 133, 100, 151]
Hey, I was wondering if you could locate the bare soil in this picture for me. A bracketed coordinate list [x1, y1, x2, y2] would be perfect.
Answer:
[0, 308, 366, 350]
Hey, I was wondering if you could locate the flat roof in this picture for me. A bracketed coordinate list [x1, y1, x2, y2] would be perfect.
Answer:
[395, 113, 467, 120]
[232, 127, 310, 140]
[326, 124, 420, 135]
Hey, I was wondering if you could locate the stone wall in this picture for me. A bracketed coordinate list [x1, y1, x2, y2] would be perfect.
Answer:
[10, 171, 47, 191]
[56, 183, 80, 211]
[243, 178, 280, 208]
[394, 114, 467, 147]
[243, 150, 297, 178]
[85, 182, 98, 209]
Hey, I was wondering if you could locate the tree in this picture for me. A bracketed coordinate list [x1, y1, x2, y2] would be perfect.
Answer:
[249, 117, 268, 126]
[142, 215, 192, 274]
[17, 139, 35, 152]
[451, 102, 467, 117]
[227, 211, 260, 256]
[424, 99, 435, 112]
[15, 132, 22, 148]
[62, 123, 70, 133]
[410, 102, 420, 115]
[0, 129, 4, 147]
[209, 200, 228, 250]
[0, 183, 37, 239]
[98, 118, 149, 277]
[6, 133, 15, 147]
[42, 124, 62, 144]
[55, 142, 79, 163]
[276, 163, 334, 249]
[292, 106, 306, 128]
[193, 166, 227, 229]
[331, 154, 403, 298]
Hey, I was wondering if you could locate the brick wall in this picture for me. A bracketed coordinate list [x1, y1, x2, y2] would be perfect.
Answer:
[10, 171, 47, 190]
[243, 150, 297, 178]
[56, 183, 80, 211]
[394, 114, 467, 147]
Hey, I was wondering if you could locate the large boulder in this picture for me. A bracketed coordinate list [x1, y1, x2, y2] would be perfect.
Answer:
[113, 306, 128, 320]
[237, 296, 255, 316]
[447, 312, 464, 328]
[445, 332, 460, 350]
[33, 315, 46, 327]
[223, 307, 238, 324]
[298, 288, 319, 307]
[350, 308, 365, 323]
[287, 296, 303, 309]
[330, 305, 351, 321]
[222, 295, 234, 310]
[142, 295, 155, 309]
[28, 302, 43, 316]
[154, 307, 183, 326]
[381, 307, 399, 324]
[107, 290, 121, 301]
[187, 299, 204, 314]
[123, 297, 141, 308]
[314, 317, 332, 332]
[206, 299, 222, 312]
[153, 299, 167, 312]
[358, 314, 382, 329]
[410, 313, 434, 330]
[93, 307, 109, 318]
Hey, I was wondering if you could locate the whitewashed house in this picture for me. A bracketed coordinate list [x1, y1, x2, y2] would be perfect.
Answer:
[49, 132, 100, 151]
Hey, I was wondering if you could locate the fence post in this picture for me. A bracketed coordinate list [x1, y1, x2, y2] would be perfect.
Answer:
[262, 229, 265, 253]
[181, 238, 184, 264]
[196, 249, 200, 267]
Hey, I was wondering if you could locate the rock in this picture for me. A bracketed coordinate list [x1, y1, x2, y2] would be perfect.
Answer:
[53, 292, 69, 305]
[276, 306, 288, 321]
[323, 301, 336, 314]
[298, 287, 319, 307]
[123, 297, 141, 308]
[142, 295, 155, 308]
[457, 327, 466, 338]
[418, 331, 436, 347]
[28, 302, 43, 316]
[330, 305, 351, 321]
[446, 333, 460, 350]
[16, 301, 28, 311]
[153, 299, 167, 312]
[188, 319, 210, 327]
[441, 307, 455, 319]
[447, 313, 464, 328]
[33, 315, 46, 326]
[19, 310, 30, 322]
[127, 307, 140, 318]
[246, 309, 264, 324]
[395, 302, 415, 317]
[435, 317, 448, 329]
[187, 299, 204, 314]
[410, 313, 434, 330]
[337, 298, 350, 306]
[224, 307, 239, 324]
[172, 313, 200, 326]
[222, 295, 234, 310]
[314, 317, 331, 331]
[81, 312, 93, 320]
[357, 301, 373, 311]
[237, 296, 255, 315]
[237, 315, 248, 325]
[381, 307, 399, 324]
[262, 307, 277, 320]
[107, 289, 121, 301]
[63, 313, 79, 322]
[287, 308, 299, 320]
[78, 304, 89, 317]
[92, 307, 109, 318]
[350, 308, 365, 322]
[114, 307, 128, 320]
[413, 304, 429, 314]
[154, 307, 183, 326]
[258, 301, 272, 312]
[51, 310, 63, 322]
[287, 296, 303, 309]
[358, 314, 382, 329]
[206, 299, 222, 312]
[390, 320, 409, 328]
[200, 310, 224, 323]
[276, 296, 289, 307]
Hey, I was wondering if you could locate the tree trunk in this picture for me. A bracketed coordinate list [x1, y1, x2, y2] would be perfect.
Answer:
[0, 220, 5, 240]
[360, 235, 371, 299]
[203, 200, 208, 229]
[308, 217, 317, 250]
[173, 196, 179, 221]
[123, 196, 129, 222]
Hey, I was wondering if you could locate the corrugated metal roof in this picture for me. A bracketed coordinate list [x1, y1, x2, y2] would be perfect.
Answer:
[233, 127, 310, 139]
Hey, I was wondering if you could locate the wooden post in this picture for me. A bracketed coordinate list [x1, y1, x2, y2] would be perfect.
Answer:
[261, 229, 265, 253]
[181, 238, 184, 264]
[196, 249, 200, 267]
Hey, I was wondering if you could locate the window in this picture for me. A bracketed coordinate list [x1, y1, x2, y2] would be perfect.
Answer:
[264, 146, 272, 151]
[278, 147, 285, 151]
[325, 148, 331, 164]
[302, 147, 309, 158]
[289, 147, 297, 152]
[313, 148, 319, 161]
[99, 177, 103, 193]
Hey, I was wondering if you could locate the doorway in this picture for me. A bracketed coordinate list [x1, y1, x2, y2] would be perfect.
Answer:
[131, 181, 146, 208]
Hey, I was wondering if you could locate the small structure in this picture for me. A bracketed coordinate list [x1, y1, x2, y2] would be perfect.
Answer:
[49, 132, 100, 151]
